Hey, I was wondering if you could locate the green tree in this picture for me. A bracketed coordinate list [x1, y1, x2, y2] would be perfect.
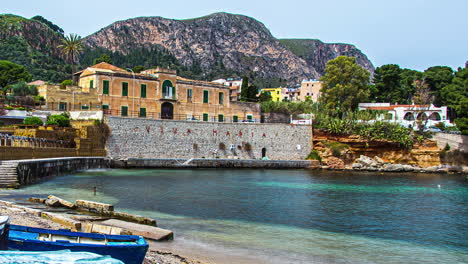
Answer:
[441, 66, 468, 118]
[0, 60, 31, 90]
[58, 33, 83, 83]
[372, 64, 402, 103]
[31, 15, 64, 35]
[93, 54, 113, 65]
[399, 68, 423, 104]
[423, 66, 454, 106]
[258, 92, 272, 102]
[10, 81, 38, 96]
[132, 65, 145, 73]
[240, 76, 249, 101]
[246, 84, 259, 102]
[319, 56, 371, 115]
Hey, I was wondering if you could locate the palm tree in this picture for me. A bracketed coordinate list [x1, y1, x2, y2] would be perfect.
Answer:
[58, 33, 83, 84]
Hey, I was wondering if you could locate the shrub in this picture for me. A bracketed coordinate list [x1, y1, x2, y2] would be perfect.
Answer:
[444, 143, 451, 151]
[45, 120, 59, 126]
[47, 114, 70, 127]
[23, 117, 43, 126]
[323, 141, 349, 157]
[306, 149, 322, 162]
[435, 122, 445, 130]
[60, 79, 73, 88]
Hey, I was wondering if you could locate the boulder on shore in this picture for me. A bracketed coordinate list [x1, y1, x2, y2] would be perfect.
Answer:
[45, 195, 76, 209]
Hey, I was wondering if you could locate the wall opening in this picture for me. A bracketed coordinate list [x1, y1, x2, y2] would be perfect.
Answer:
[261, 147, 267, 158]
[161, 102, 174, 119]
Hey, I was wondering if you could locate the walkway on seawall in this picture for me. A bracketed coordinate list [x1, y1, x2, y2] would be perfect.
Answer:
[0, 157, 110, 188]
[113, 158, 319, 169]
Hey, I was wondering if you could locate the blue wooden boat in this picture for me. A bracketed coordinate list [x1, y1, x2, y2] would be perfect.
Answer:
[8, 224, 148, 264]
[0, 216, 9, 250]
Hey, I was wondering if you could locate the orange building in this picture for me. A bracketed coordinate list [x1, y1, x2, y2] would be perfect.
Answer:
[75, 63, 260, 122]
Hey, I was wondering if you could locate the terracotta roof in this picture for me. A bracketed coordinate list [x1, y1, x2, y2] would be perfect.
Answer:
[27, 80, 45, 86]
[366, 104, 430, 111]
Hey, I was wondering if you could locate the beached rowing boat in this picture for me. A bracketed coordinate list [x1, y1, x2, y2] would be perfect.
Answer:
[0, 216, 9, 250]
[9, 224, 148, 264]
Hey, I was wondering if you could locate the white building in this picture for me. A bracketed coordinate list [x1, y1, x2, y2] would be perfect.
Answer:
[358, 103, 452, 129]
[212, 78, 243, 101]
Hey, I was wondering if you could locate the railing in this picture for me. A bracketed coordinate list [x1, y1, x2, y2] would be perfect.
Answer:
[103, 109, 258, 123]
[36, 102, 101, 111]
[0, 133, 75, 148]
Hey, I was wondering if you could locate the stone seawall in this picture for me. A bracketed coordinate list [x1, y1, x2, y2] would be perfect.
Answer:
[0, 157, 110, 188]
[114, 158, 317, 169]
[105, 116, 312, 160]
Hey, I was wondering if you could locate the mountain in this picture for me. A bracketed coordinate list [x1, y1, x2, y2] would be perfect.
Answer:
[279, 39, 374, 76]
[0, 14, 69, 83]
[0, 12, 374, 87]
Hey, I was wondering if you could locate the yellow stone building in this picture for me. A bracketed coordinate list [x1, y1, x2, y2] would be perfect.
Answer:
[44, 62, 261, 122]
[299, 80, 322, 102]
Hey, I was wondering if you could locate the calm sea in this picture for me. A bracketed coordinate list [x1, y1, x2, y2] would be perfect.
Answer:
[1, 169, 467, 264]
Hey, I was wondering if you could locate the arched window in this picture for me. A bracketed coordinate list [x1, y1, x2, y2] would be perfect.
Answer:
[417, 112, 428, 121]
[403, 112, 415, 121]
[429, 112, 441, 121]
[162, 80, 175, 99]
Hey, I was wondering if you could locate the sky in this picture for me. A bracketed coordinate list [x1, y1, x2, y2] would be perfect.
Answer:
[2, 0, 467, 71]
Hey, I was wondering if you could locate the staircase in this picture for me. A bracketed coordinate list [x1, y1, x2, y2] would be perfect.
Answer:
[0, 161, 19, 188]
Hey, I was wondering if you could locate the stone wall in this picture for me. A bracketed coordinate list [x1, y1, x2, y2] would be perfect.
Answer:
[105, 116, 312, 160]
[13, 157, 109, 187]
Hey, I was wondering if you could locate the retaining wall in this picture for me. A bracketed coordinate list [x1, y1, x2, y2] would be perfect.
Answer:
[105, 116, 312, 160]
[2, 157, 110, 188]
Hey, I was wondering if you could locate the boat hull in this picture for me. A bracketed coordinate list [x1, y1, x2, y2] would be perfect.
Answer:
[0, 216, 9, 250]
[9, 225, 148, 264]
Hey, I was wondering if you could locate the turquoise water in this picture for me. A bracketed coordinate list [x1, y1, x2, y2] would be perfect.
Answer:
[2, 169, 467, 264]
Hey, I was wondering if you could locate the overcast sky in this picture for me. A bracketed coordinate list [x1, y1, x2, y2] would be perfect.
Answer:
[2, 0, 467, 71]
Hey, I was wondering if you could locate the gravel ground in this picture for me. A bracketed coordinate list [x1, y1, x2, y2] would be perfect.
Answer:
[0, 205, 206, 264]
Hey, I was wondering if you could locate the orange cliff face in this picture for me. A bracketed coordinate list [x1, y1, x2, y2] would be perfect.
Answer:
[312, 129, 441, 168]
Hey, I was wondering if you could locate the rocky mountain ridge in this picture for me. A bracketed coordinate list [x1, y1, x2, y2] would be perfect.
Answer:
[0, 12, 374, 85]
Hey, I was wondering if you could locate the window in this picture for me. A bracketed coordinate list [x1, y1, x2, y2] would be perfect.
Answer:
[219, 92, 224, 105]
[102, 105, 109, 110]
[233, 115, 238, 122]
[81, 105, 89, 110]
[121, 106, 128, 116]
[141, 84, 147, 98]
[103, 80, 109, 94]
[122, 82, 128, 96]
[59, 102, 67, 111]
[277, 91, 279, 95]
[89, 80, 94, 88]
[162, 80, 175, 99]
[139, 108, 146, 117]
[203, 113, 208, 122]
[218, 114, 224, 122]
[247, 114, 253, 122]
[203, 90, 209, 103]
[187, 89, 192, 101]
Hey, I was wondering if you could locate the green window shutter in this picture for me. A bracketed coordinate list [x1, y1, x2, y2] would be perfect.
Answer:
[203, 113, 208, 122]
[122, 82, 128, 96]
[103, 80, 109, 94]
[141, 84, 147, 98]
[102, 105, 109, 110]
[203, 90, 209, 103]
[219, 92, 224, 105]
[139, 108, 146, 117]
[172, 86, 176, 99]
[247, 114, 253, 121]
[218, 114, 224, 122]
[162, 80, 174, 98]
[81, 105, 89, 110]
[233, 115, 238, 122]
[90, 80, 94, 88]
[121, 106, 128, 116]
